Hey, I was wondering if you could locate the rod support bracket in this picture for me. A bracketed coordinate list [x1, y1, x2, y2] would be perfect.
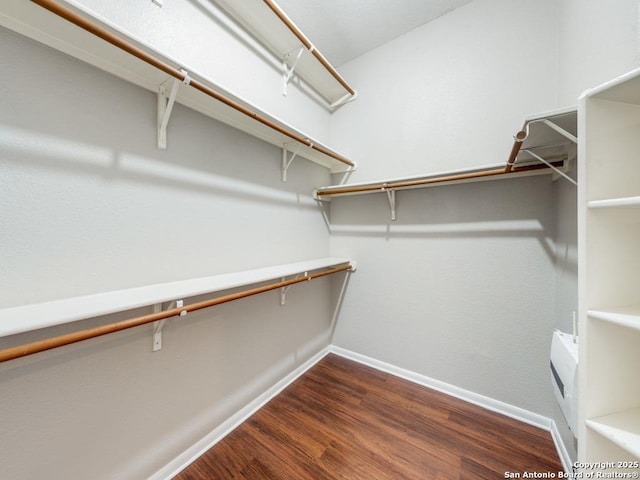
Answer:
[521, 149, 577, 186]
[540, 119, 577, 144]
[282, 46, 305, 97]
[280, 273, 307, 305]
[383, 186, 397, 221]
[282, 141, 304, 182]
[152, 299, 185, 351]
[157, 69, 190, 149]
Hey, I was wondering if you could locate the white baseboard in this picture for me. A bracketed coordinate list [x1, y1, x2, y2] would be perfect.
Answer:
[329, 346, 553, 431]
[152, 344, 570, 479]
[149, 346, 331, 480]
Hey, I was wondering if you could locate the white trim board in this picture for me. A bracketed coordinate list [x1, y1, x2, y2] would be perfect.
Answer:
[151, 345, 571, 479]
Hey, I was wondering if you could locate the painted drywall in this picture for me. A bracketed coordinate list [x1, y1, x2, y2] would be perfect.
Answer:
[4, 0, 637, 477]
[557, 0, 640, 106]
[66, 0, 333, 145]
[551, 0, 640, 461]
[328, 0, 561, 422]
[329, 175, 557, 414]
[551, 162, 579, 461]
[0, 23, 338, 479]
[328, 0, 640, 465]
[327, 0, 560, 181]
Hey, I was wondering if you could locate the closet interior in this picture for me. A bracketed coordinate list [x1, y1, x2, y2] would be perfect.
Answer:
[0, 0, 637, 478]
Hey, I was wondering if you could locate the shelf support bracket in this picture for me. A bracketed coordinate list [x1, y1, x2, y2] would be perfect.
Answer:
[330, 90, 359, 111]
[280, 273, 306, 305]
[282, 142, 303, 182]
[521, 149, 577, 186]
[384, 186, 397, 221]
[282, 46, 305, 97]
[157, 69, 191, 149]
[540, 119, 578, 144]
[152, 299, 186, 351]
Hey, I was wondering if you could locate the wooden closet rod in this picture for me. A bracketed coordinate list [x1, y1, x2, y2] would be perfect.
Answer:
[0, 264, 352, 363]
[30, 0, 354, 168]
[315, 161, 563, 197]
[262, 0, 355, 96]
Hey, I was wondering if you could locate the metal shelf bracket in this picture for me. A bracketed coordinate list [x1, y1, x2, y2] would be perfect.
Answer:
[282, 46, 305, 97]
[152, 299, 186, 351]
[384, 186, 397, 221]
[521, 149, 577, 186]
[330, 90, 359, 111]
[280, 273, 307, 305]
[157, 69, 191, 149]
[539, 119, 577, 144]
[282, 141, 304, 182]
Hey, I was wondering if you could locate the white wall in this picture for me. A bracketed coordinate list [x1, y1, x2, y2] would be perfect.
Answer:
[330, 176, 557, 414]
[4, 0, 639, 477]
[327, 0, 640, 467]
[0, 15, 337, 480]
[552, 161, 579, 461]
[551, 0, 640, 463]
[69, 0, 333, 144]
[328, 0, 560, 417]
[329, 0, 559, 181]
[557, 0, 640, 106]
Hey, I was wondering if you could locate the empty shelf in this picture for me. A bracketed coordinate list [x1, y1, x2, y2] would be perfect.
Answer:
[588, 306, 640, 332]
[314, 160, 565, 198]
[0, 257, 353, 338]
[589, 196, 640, 209]
[0, 0, 354, 173]
[212, 0, 356, 107]
[586, 408, 640, 459]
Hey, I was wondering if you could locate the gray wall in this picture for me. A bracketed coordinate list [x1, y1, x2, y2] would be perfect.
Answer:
[552, 0, 640, 462]
[326, 0, 640, 466]
[328, 0, 560, 418]
[329, 176, 558, 416]
[0, 27, 336, 479]
[3, 0, 640, 477]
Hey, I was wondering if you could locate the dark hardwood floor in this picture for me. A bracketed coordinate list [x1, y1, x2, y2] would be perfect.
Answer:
[174, 354, 563, 479]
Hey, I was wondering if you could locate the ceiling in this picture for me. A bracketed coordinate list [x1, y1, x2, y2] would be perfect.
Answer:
[275, 0, 474, 67]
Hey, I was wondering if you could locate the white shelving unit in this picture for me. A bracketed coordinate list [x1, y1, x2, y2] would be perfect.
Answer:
[578, 67, 640, 469]
[212, 0, 356, 108]
[0, 0, 354, 174]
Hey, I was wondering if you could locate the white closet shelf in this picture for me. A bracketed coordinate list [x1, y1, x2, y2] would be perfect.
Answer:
[588, 197, 640, 223]
[315, 106, 577, 205]
[0, 257, 353, 338]
[212, 0, 356, 107]
[589, 196, 640, 208]
[506, 106, 577, 172]
[584, 67, 640, 105]
[588, 307, 640, 331]
[0, 0, 354, 174]
[314, 160, 565, 199]
[586, 408, 640, 459]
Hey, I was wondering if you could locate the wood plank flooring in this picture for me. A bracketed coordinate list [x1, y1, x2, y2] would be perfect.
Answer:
[174, 354, 563, 479]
